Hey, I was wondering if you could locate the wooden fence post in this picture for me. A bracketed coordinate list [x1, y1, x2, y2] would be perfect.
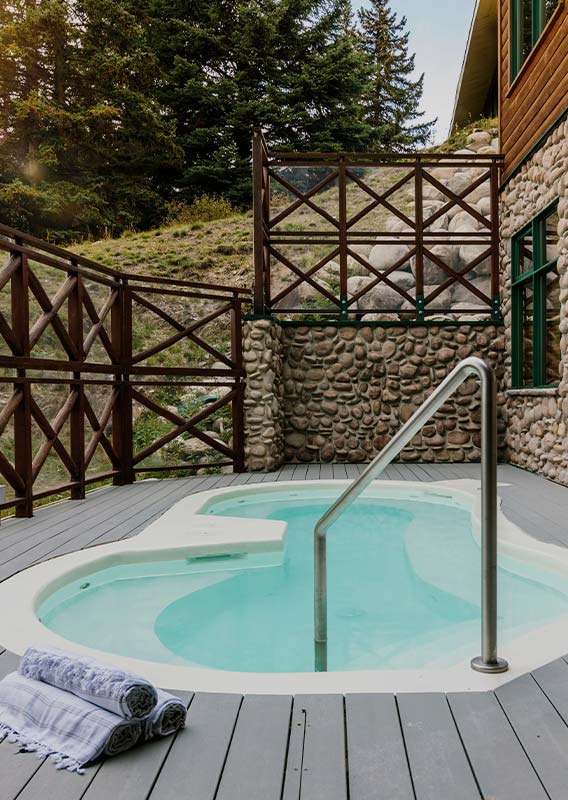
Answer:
[490, 160, 501, 321]
[253, 128, 266, 315]
[338, 159, 348, 321]
[414, 161, 425, 321]
[69, 265, 85, 500]
[231, 296, 245, 472]
[12, 251, 33, 517]
[112, 278, 133, 485]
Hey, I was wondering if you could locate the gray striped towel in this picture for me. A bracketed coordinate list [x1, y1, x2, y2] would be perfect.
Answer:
[144, 689, 187, 739]
[19, 646, 157, 719]
[0, 672, 141, 773]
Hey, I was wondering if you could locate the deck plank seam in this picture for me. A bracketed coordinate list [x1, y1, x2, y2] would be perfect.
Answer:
[529, 668, 568, 729]
[394, 695, 418, 800]
[491, 689, 553, 799]
[277, 697, 297, 800]
[444, 693, 484, 799]
[342, 695, 352, 800]
[209, 694, 245, 800]
[142, 692, 197, 800]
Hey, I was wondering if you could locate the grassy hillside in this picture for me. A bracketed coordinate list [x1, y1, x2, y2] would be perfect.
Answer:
[72, 211, 254, 291]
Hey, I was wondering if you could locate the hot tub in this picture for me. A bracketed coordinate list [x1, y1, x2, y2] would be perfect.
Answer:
[1, 480, 568, 693]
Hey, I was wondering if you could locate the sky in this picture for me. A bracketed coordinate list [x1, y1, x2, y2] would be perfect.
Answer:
[357, 0, 476, 143]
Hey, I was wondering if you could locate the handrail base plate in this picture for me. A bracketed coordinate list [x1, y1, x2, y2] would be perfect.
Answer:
[471, 656, 509, 674]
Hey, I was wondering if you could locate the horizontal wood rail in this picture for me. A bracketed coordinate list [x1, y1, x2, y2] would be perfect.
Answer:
[0, 226, 250, 517]
[252, 128, 503, 322]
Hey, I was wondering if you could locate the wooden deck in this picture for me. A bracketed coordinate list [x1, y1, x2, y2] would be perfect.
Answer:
[1, 463, 568, 799]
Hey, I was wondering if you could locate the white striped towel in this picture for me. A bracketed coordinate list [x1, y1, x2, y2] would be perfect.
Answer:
[0, 672, 141, 773]
[144, 689, 187, 739]
[19, 646, 157, 719]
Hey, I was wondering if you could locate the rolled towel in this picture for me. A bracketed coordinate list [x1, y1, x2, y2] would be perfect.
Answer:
[144, 689, 187, 739]
[0, 672, 141, 773]
[19, 646, 157, 719]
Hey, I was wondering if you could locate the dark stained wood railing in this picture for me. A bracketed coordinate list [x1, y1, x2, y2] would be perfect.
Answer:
[0, 223, 249, 517]
[252, 129, 503, 321]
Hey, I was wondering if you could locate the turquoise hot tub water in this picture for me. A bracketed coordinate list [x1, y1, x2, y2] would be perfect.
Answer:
[38, 488, 568, 672]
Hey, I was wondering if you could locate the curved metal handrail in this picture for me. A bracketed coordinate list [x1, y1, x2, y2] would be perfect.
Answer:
[314, 356, 509, 674]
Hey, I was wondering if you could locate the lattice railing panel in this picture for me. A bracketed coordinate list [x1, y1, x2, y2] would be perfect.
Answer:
[253, 129, 502, 322]
[0, 223, 248, 516]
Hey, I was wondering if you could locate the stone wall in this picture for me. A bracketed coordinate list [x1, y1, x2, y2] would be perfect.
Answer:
[279, 324, 505, 463]
[500, 119, 568, 486]
[243, 319, 506, 467]
[242, 319, 285, 471]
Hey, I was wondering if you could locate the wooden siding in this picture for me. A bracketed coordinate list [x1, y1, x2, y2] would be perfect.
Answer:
[499, 2, 568, 178]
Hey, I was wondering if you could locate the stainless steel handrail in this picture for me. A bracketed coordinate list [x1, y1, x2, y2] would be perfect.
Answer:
[314, 356, 509, 675]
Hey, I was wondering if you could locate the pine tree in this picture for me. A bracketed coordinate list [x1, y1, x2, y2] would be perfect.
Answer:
[0, 0, 181, 239]
[148, 0, 374, 206]
[358, 0, 435, 150]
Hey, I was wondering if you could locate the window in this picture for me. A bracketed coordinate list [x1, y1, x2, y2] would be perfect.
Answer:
[511, 0, 560, 79]
[512, 204, 561, 388]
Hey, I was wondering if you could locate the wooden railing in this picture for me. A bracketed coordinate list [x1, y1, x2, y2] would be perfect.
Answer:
[252, 129, 503, 321]
[0, 223, 249, 517]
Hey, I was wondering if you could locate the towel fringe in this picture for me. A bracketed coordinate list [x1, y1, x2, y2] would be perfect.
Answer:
[0, 721, 85, 774]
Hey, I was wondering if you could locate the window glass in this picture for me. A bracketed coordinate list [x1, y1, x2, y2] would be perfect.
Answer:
[512, 203, 560, 388]
[514, 0, 559, 76]
[518, 233, 534, 275]
[544, 209, 559, 264]
[545, 268, 561, 385]
[521, 281, 534, 387]
[544, 0, 559, 25]
[519, 0, 533, 69]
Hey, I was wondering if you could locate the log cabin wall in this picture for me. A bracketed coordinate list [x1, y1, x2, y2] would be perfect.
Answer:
[499, 1, 568, 179]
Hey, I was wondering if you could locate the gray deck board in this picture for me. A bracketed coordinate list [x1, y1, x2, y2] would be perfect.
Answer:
[282, 694, 347, 800]
[332, 463, 348, 480]
[345, 693, 414, 800]
[14, 759, 101, 800]
[291, 463, 309, 481]
[148, 692, 242, 800]
[397, 693, 480, 800]
[306, 463, 321, 480]
[216, 695, 292, 800]
[448, 691, 548, 800]
[531, 657, 568, 723]
[495, 674, 568, 800]
[319, 463, 334, 479]
[1, 464, 568, 798]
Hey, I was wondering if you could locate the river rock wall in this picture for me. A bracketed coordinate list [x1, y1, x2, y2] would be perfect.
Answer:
[243, 319, 506, 467]
[500, 120, 568, 485]
[242, 319, 285, 471]
[279, 323, 505, 463]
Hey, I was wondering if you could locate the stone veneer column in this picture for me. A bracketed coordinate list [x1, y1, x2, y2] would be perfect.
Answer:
[242, 318, 285, 471]
[499, 120, 568, 485]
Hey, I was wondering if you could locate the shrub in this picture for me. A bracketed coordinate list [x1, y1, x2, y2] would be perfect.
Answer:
[165, 195, 236, 226]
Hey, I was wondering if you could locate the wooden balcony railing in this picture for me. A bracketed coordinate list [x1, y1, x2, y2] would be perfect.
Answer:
[0, 223, 249, 517]
[252, 129, 503, 322]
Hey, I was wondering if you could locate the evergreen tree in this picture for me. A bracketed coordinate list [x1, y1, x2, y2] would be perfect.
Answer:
[358, 0, 435, 149]
[148, 0, 374, 205]
[0, 0, 181, 239]
[0, 0, 437, 236]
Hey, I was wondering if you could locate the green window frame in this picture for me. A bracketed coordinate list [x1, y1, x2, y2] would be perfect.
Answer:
[511, 202, 560, 388]
[511, 0, 560, 80]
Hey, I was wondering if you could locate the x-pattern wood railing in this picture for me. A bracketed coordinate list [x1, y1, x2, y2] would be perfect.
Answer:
[0, 223, 249, 517]
[253, 129, 503, 321]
